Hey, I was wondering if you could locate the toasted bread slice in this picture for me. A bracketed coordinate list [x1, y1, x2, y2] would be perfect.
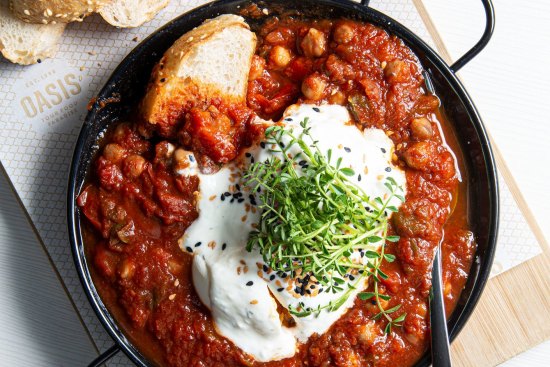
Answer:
[98, 0, 170, 28]
[140, 14, 257, 136]
[0, 2, 65, 64]
[10, 0, 107, 24]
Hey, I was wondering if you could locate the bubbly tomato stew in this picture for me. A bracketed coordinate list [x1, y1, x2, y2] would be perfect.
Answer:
[78, 17, 475, 367]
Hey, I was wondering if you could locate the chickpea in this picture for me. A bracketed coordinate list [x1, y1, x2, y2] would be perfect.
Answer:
[402, 141, 435, 170]
[414, 95, 440, 115]
[300, 28, 327, 57]
[249, 55, 265, 81]
[103, 143, 126, 163]
[333, 23, 355, 44]
[123, 154, 146, 178]
[410, 117, 434, 140]
[112, 122, 130, 141]
[384, 59, 411, 83]
[301, 74, 327, 100]
[269, 46, 292, 68]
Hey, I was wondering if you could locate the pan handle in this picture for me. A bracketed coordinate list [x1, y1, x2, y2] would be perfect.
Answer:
[88, 344, 120, 367]
[450, 0, 495, 72]
[358, 0, 494, 73]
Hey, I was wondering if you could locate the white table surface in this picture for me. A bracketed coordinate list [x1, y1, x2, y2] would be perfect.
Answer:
[0, 0, 548, 366]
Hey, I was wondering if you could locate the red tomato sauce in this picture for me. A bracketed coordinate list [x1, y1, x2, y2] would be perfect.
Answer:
[78, 17, 475, 367]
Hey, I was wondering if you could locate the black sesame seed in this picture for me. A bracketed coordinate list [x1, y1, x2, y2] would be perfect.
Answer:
[281, 272, 288, 278]
[257, 187, 261, 193]
[222, 243, 227, 250]
[160, 78, 166, 83]
[245, 152, 251, 158]
[230, 198, 235, 203]
[279, 141, 285, 148]
[358, 270, 365, 274]
[194, 242, 202, 247]
[236, 184, 241, 191]
[385, 167, 392, 172]
[270, 274, 276, 281]
[246, 281, 254, 286]
[189, 155, 195, 162]
[186, 246, 193, 253]
[221, 194, 225, 201]
[260, 142, 266, 149]
[306, 289, 312, 295]
[251, 157, 255, 164]
[238, 198, 245, 203]
[262, 264, 269, 272]
[285, 117, 293, 122]
[349, 275, 356, 281]
[319, 288, 324, 293]
[295, 287, 302, 294]
[344, 147, 351, 153]
[381, 148, 386, 153]
[310, 285, 316, 289]
[313, 107, 321, 112]
[277, 287, 284, 292]
[358, 174, 362, 182]
[299, 160, 307, 166]
[224, 192, 231, 197]
[37, 59, 42, 63]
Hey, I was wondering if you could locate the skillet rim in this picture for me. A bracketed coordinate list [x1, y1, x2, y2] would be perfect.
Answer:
[67, 1, 499, 366]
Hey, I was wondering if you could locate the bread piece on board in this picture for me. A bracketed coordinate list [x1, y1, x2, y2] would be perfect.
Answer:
[98, 0, 170, 28]
[0, 2, 65, 64]
[10, 0, 108, 24]
[140, 14, 257, 136]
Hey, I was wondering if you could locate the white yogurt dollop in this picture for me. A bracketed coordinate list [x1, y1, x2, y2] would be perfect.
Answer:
[178, 104, 406, 362]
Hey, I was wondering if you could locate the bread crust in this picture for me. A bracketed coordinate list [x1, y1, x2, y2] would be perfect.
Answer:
[140, 14, 257, 135]
[10, 0, 108, 24]
[98, 0, 170, 28]
[2, 0, 171, 64]
[0, 2, 66, 64]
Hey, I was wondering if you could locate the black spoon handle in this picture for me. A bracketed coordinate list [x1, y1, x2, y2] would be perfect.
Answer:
[430, 246, 452, 367]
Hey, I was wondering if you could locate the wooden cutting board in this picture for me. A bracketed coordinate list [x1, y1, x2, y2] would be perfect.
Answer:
[413, 1, 550, 366]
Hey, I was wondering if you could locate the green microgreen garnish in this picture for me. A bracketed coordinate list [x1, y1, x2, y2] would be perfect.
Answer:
[244, 118, 406, 333]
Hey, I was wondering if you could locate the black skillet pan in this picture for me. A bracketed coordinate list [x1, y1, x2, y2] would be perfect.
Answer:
[68, 0, 499, 366]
